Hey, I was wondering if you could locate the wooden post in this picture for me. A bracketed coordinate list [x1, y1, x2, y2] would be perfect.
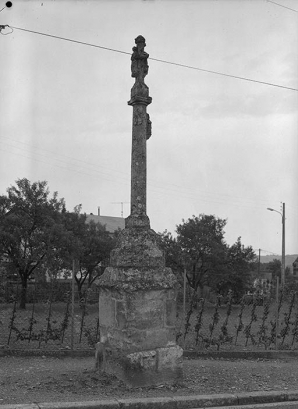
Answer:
[71, 259, 76, 351]
[275, 276, 279, 350]
[183, 266, 187, 317]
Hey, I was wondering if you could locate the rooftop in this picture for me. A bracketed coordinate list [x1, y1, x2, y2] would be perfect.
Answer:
[85, 214, 125, 233]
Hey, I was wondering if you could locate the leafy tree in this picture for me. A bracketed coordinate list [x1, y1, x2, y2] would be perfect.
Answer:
[62, 208, 116, 300]
[160, 215, 228, 295]
[216, 237, 256, 300]
[177, 215, 228, 294]
[160, 216, 256, 301]
[158, 230, 184, 283]
[285, 266, 291, 277]
[0, 179, 66, 308]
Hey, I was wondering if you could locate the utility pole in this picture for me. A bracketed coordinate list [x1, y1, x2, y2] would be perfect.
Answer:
[281, 202, 285, 287]
[71, 258, 76, 351]
[267, 203, 286, 287]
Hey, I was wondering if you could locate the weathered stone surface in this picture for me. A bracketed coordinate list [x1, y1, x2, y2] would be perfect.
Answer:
[166, 299, 177, 326]
[98, 286, 177, 352]
[122, 327, 176, 351]
[99, 266, 177, 292]
[98, 292, 115, 327]
[156, 345, 183, 371]
[97, 35, 183, 387]
[126, 35, 152, 230]
[109, 227, 165, 268]
[99, 345, 183, 388]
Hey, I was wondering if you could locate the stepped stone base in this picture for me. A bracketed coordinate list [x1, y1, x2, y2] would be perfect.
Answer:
[97, 225, 183, 387]
[100, 345, 183, 388]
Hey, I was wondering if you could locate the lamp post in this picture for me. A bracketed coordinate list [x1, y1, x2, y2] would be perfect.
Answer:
[267, 203, 285, 287]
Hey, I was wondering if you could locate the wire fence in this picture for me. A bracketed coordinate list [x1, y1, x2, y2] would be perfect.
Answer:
[177, 284, 298, 352]
[1, 279, 298, 352]
[0, 280, 100, 351]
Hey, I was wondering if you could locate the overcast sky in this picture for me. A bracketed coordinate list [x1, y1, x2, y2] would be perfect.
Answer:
[0, 0, 297, 256]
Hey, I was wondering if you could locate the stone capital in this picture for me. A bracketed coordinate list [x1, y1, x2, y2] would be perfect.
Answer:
[98, 266, 178, 292]
[128, 95, 152, 106]
[109, 226, 165, 269]
[125, 214, 150, 229]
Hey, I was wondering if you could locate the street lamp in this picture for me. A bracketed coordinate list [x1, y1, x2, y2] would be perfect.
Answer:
[267, 203, 285, 287]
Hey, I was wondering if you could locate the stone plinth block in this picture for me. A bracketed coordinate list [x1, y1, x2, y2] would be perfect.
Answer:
[109, 227, 166, 268]
[96, 225, 183, 386]
[100, 345, 183, 388]
[125, 213, 150, 229]
[98, 267, 177, 352]
[99, 266, 177, 292]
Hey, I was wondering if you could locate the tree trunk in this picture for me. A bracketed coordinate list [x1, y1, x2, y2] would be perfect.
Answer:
[77, 282, 85, 305]
[197, 282, 204, 298]
[19, 275, 27, 309]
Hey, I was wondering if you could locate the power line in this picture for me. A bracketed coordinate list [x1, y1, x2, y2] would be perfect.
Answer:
[4, 25, 297, 92]
[267, 0, 298, 13]
[0, 136, 265, 207]
[8, 25, 131, 56]
[0, 143, 276, 214]
[0, 136, 275, 211]
[0, 146, 131, 187]
[260, 249, 280, 255]
[253, 248, 279, 255]
[0, 136, 129, 180]
[0, 136, 293, 212]
[149, 57, 298, 92]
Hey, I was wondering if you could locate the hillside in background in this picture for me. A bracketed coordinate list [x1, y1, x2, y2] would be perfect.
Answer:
[259, 254, 298, 269]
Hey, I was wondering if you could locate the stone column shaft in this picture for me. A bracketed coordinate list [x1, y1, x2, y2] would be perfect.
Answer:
[126, 95, 151, 229]
[131, 103, 147, 216]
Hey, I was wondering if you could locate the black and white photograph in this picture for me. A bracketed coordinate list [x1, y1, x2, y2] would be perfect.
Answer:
[0, 0, 298, 407]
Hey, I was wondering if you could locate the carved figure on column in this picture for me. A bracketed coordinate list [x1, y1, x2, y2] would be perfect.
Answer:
[131, 35, 149, 82]
[130, 35, 151, 101]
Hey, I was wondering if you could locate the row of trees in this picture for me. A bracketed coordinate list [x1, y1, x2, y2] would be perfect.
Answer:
[0, 179, 116, 308]
[1, 178, 265, 309]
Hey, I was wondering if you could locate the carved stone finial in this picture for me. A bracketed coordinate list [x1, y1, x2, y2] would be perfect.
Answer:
[131, 35, 149, 83]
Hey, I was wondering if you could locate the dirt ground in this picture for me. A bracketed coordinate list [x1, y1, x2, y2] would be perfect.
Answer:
[1, 355, 298, 405]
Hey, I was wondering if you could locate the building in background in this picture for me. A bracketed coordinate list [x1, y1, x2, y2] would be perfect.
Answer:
[86, 214, 125, 234]
[293, 257, 298, 279]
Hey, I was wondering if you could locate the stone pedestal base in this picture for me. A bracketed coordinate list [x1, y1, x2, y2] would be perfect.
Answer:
[101, 345, 183, 388]
[97, 226, 183, 387]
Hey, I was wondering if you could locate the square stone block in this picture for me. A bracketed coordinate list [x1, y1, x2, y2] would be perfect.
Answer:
[97, 233, 182, 388]
[98, 291, 115, 327]
[156, 345, 183, 371]
[127, 293, 164, 330]
[165, 299, 176, 327]
[102, 345, 183, 388]
[115, 300, 126, 330]
[119, 327, 176, 352]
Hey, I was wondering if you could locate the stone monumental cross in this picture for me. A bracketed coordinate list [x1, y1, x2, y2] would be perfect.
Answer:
[97, 35, 183, 387]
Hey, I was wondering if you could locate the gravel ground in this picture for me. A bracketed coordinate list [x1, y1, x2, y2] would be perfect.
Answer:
[1, 356, 298, 405]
